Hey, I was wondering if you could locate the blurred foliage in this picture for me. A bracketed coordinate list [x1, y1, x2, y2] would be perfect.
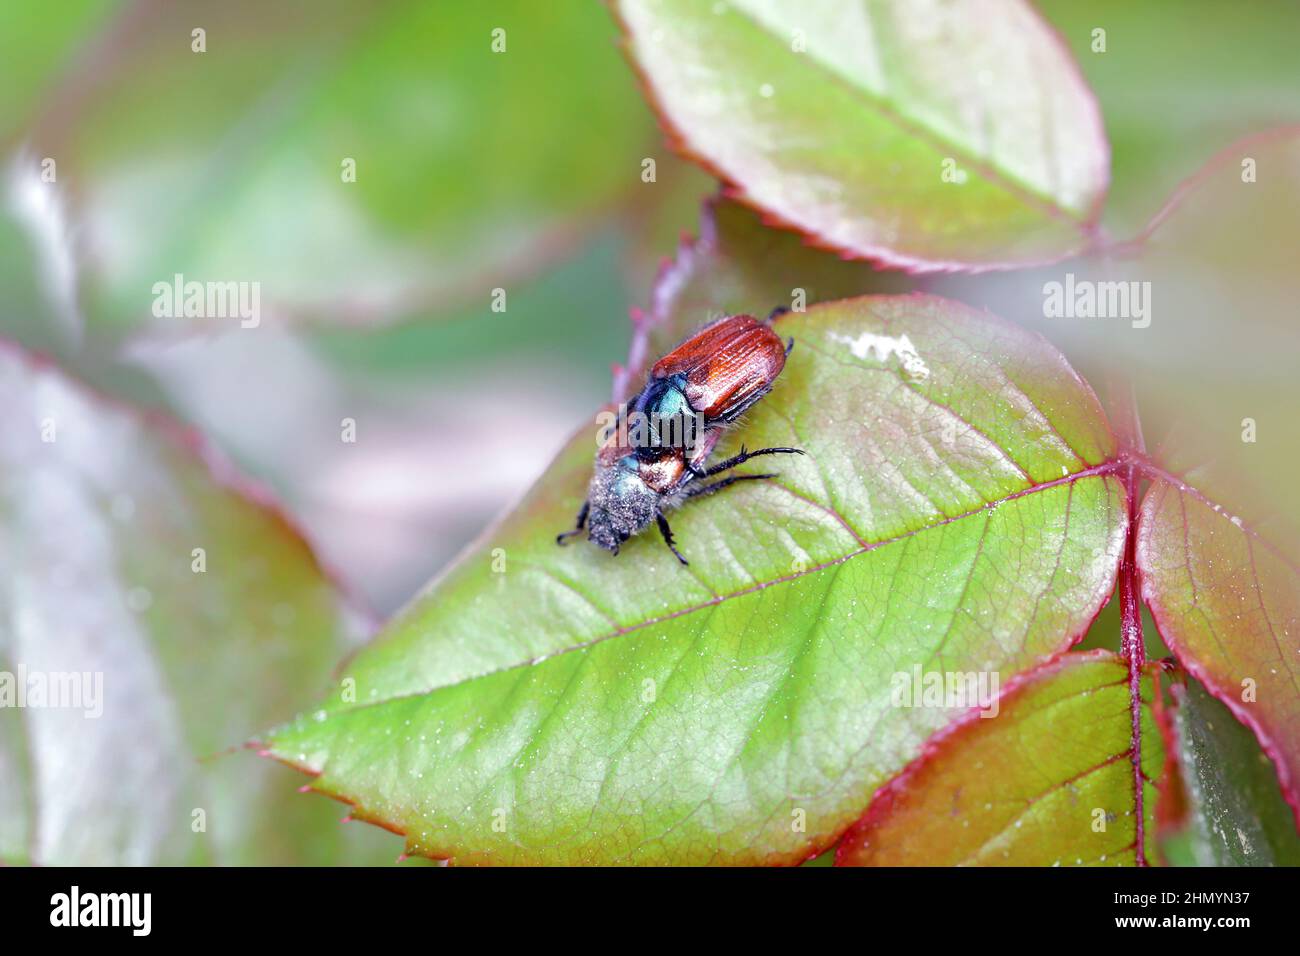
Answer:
[0, 345, 407, 864]
[25, 0, 658, 344]
[312, 229, 633, 392]
[1160, 679, 1300, 866]
[1037, 0, 1300, 236]
[0, 0, 114, 143]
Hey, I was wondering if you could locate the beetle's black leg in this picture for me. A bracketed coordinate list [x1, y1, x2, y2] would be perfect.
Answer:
[696, 445, 804, 479]
[556, 500, 590, 545]
[768, 305, 790, 322]
[785, 337, 795, 356]
[685, 473, 778, 499]
[656, 513, 689, 565]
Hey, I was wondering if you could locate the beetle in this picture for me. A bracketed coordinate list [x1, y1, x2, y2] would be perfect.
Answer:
[554, 432, 803, 564]
[556, 310, 801, 564]
[629, 312, 792, 449]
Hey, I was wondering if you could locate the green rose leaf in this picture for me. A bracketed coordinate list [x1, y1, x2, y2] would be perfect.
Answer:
[614, 0, 1108, 271]
[837, 651, 1163, 866]
[265, 292, 1127, 864]
[0, 342, 399, 864]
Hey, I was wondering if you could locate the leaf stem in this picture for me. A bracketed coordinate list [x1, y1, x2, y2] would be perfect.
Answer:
[1120, 459, 1147, 866]
[1110, 377, 1148, 866]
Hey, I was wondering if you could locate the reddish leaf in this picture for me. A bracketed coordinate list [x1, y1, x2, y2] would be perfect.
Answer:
[1137, 471, 1300, 827]
[1119, 130, 1300, 829]
[837, 651, 1164, 866]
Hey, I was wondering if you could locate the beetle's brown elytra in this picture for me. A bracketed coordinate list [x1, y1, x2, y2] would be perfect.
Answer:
[557, 311, 803, 565]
